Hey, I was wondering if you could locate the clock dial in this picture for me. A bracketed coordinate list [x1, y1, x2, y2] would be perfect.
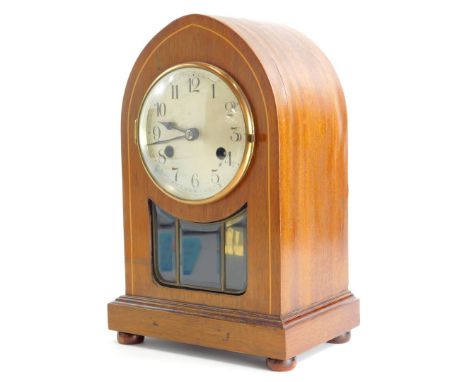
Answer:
[138, 63, 254, 202]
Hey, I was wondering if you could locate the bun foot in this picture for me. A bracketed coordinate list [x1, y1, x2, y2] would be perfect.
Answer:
[117, 332, 144, 345]
[266, 357, 296, 371]
[327, 331, 351, 344]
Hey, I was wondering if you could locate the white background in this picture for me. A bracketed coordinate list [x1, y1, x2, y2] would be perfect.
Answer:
[1, 0, 467, 380]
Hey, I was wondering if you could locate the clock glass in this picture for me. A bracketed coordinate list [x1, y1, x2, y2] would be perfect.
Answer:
[138, 63, 254, 202]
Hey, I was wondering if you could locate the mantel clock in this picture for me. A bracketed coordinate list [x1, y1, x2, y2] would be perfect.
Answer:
[108, 14, 360, 371]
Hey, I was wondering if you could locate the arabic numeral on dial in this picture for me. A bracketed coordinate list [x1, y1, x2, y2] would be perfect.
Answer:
[225, 101, 237, 116]
[230, 127, 242, 142]
[156, 102, 166, 117]
[189, 77, 200, 93]
[158, 149, 166, 163]
[171, 85, 178, 99]
[191, 173, 199, 189]
[211, 169, 220, 185]
[171, 167, 179, 182]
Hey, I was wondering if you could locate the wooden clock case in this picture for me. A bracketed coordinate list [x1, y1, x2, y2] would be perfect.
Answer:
[108, 14, 360, 371]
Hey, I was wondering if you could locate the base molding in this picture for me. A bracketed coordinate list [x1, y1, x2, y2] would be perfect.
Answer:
[108, 292, 359, 359]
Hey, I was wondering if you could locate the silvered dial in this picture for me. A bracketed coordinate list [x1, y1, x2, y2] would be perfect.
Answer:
[138, 63, 254, 202]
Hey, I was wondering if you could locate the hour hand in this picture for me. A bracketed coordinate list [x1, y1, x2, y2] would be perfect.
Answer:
[156, 121, 199, 141]
[158, 121, 186, 133]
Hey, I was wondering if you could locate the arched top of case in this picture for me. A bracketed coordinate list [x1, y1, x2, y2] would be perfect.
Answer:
[125, 13, 346, 140]
[122, 14, 347, 235]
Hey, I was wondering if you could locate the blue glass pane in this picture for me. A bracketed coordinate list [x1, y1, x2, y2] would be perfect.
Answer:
[154, 205, 176, 283]
[151, 200, 247, 294]
[180, 221, 222, 290]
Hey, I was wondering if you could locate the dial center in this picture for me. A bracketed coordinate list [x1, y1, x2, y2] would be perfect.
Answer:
[185, 128, 199, 141]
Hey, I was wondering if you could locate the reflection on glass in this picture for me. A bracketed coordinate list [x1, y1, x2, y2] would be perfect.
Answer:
[225, 212, 247, 292]
[180, 221, 222, 290]
[151, 200, 247, 294]
[153, 204, 176, 283]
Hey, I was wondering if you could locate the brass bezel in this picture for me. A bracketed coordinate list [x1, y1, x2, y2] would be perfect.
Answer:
[136, 62, 255, 205]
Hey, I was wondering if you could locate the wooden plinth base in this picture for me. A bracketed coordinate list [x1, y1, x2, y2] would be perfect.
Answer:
[109, 293, 359, 366]
[327, 331, 351, 344]
[266, 357, 296, 371]
[117, 332, 145, 345]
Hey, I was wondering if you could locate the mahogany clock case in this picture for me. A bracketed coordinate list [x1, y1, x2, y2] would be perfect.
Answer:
[108, 14, 359, 369]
